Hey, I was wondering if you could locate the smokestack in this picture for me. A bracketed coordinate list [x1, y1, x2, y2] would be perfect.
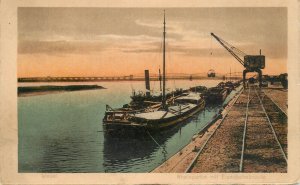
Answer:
[145, 70, 150, 97]
[260, 49, 261, 55]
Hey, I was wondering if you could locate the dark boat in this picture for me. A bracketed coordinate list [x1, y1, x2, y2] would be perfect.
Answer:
[203, 86, 227, 103]
[224, 81, 235, 94]
[215, 81, 235, 94]
[233, 80, 242, 87]
[189, 85, 207, 93]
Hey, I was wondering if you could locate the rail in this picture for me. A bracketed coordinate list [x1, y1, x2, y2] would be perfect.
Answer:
[184, 86, 244, 173]
[254, 87, 288, 162]
[262, 89, 287, 117]
[185, 84, 287, 173]
[239, 86, 251, 172]
[239, 85, 287, 172]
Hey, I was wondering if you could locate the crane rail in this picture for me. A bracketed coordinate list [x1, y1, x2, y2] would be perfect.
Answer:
[239, 85, 287, 172]
[185, 85, 287, 173]
[255, 87, 287, 162]
[262, 89, 287, 117]
[184, 87, 244, 173]
[239, 86, 251, 171]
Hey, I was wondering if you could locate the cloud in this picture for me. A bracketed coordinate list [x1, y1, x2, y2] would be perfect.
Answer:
[118, 42, 233, 58]
[18, 40, 108, 55]
[135, 19, 162, 29]
[122, 48, 161, 53]
[18, 34, 163, 55]
[18, 8, 286, 59]
[18, 35, 286, 60]
[94, 34, 161, 43]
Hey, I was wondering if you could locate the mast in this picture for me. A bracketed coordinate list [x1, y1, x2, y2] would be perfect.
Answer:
[162, 10, 166, 108]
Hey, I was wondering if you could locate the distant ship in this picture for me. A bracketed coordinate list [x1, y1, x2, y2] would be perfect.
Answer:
[207, 69, 216, 77]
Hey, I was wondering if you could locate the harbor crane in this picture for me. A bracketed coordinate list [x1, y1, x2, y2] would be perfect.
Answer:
[211, 33, 265, 87]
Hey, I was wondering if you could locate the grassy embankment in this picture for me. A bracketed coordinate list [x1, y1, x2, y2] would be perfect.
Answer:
[18, 85, 104, 96]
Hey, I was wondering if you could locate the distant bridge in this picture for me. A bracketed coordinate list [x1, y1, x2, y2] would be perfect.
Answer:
[18, 74, 242, 83]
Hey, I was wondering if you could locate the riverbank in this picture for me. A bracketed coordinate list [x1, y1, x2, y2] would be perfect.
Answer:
[18, 85, 105, 97]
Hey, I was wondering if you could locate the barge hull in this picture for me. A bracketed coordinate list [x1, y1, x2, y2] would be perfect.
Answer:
[103, 102, 205, 136]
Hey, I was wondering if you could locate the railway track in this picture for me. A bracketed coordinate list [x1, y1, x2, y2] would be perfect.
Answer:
[240, 85, 287, 172]
[186, 85, 287, 173]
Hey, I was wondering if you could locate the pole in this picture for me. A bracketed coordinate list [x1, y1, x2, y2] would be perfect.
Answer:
[162, 10, 166, 108]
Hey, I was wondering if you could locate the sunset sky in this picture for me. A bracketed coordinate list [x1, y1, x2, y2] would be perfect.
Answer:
[18, 8, 287, 77]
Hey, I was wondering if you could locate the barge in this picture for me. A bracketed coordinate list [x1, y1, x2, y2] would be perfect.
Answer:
[103, 12, 206, 136]
[203, 86, 228, 103]
[103, 92, 205, 135]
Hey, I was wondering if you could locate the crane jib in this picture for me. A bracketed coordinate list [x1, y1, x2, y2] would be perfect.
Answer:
[210, 33, 265, 71]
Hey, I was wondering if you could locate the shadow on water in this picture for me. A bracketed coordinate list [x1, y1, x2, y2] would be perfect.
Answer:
[102, 105, 222, 172]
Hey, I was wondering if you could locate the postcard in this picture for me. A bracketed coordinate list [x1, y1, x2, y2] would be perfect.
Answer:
[0, 0, 299, 184]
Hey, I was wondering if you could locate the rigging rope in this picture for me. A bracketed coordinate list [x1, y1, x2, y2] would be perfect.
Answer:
[146, 130, 161, 148]
[130, 82, 134, 95]
[218, 37, 247, 56]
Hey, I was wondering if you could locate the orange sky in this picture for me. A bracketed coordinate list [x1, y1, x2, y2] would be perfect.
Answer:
[18, 8, 287, 77]
[18, 52, 286, 77]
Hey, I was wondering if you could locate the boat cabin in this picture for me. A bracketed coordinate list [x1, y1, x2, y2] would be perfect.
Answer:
[175, 92, 203, 104]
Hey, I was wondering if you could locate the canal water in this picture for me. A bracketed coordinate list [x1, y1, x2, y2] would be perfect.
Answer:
[18, 80, 239, 172]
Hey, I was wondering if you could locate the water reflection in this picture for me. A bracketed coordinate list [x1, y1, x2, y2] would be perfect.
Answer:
[102, 106, 220, 172]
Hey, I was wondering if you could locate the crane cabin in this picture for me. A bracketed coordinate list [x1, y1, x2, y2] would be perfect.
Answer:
[244, 55, 265, 71]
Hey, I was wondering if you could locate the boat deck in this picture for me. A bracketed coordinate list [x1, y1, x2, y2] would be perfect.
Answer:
[134, 103, 197, 120]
